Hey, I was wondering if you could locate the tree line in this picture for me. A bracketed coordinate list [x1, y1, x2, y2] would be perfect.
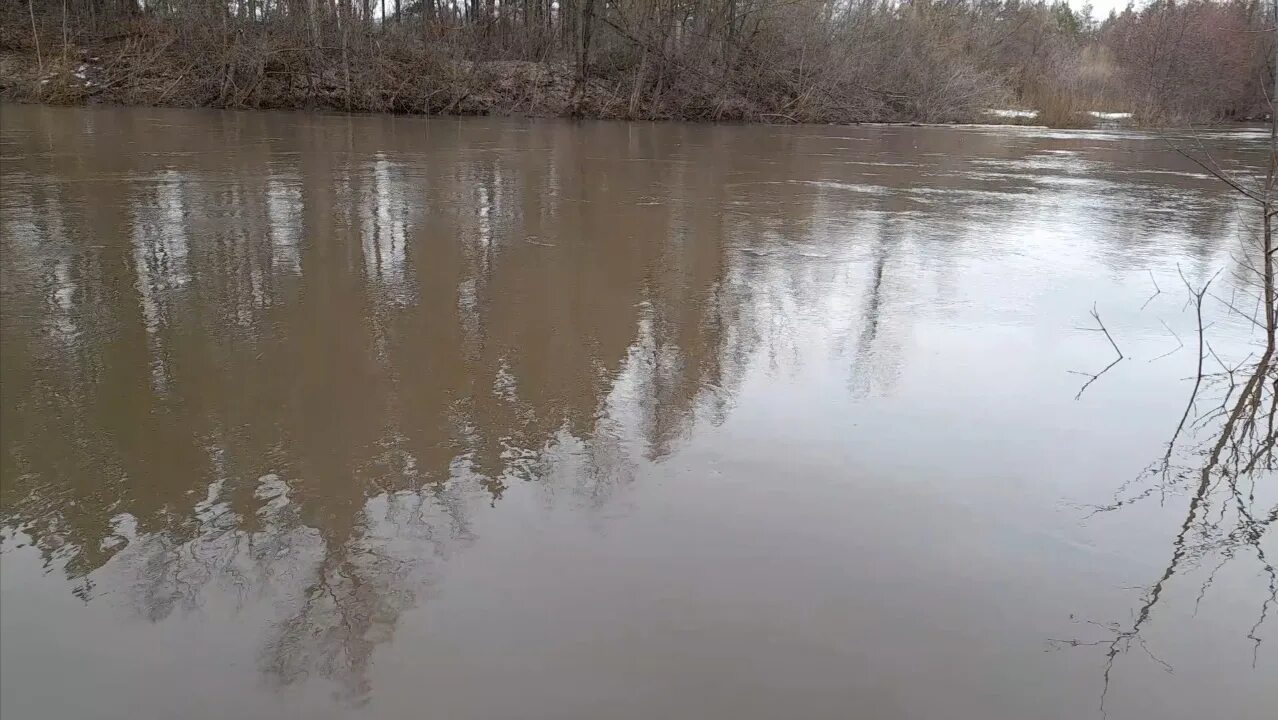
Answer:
[5, 0, 1275, 124]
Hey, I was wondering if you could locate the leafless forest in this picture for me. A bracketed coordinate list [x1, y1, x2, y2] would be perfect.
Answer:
[1, 0, 1273, 124]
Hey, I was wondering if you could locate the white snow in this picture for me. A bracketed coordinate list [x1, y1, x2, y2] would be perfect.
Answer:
[986, 108, 1037, 119]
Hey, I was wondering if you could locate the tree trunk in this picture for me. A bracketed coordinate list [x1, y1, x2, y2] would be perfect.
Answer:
[572, 0, 596, 114]
[28, 0, 42, 76]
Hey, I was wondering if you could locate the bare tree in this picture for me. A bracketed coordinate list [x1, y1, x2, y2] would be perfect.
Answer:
[6, 0, 1271, 124]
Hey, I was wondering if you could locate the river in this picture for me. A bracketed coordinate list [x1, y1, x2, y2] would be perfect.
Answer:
[1, 104, 1274, 719]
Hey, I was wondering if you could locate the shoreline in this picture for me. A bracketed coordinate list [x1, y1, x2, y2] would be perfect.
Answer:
[1, 44, 1258, 132]
[10, 98, 1260, 135]
[1, 95, 1058, 131]
[0, 36, 1076, 129]
[7, 90, 1266, 139]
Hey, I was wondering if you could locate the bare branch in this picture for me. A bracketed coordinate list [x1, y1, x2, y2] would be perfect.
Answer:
[1073, 303, 1124, 400]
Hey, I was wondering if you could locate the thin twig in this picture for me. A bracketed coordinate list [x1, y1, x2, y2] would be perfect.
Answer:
[1163, 266, 1221, 463]
[1141, 268, 1162, 310]
[1073, 303, 1124, 400]
[1148, 318, 1183, 363]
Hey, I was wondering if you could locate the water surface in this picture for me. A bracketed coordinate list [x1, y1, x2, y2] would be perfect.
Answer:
[1, 105, 1274, 719]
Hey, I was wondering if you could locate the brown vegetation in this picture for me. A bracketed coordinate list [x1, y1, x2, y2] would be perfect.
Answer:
[0, 1, 1273, 126]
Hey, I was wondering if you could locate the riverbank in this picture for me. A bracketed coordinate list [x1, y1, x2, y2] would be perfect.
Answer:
[0, 16, 1055, 126]
[0, 47, 1090, 127]
[7, 16, 1264, 129]
[1, 37, 609, 121]
[5, 2, 1269, 129]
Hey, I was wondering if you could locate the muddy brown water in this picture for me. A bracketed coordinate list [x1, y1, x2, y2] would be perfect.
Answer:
[1, 104, 1275, 720]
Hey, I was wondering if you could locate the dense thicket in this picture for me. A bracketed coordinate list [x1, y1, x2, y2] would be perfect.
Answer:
[1, 0, 1273, 124]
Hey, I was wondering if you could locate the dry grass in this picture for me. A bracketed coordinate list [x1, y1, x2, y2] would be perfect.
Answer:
[1030, 87, 1096, 129]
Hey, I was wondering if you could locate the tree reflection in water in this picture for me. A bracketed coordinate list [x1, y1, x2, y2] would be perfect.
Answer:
[1058, 130, 1277, 716]
[0, 107, 1267, 708]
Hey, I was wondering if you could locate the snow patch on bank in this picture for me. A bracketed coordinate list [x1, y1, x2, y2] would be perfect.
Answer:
[986, 108, 1036, 119]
